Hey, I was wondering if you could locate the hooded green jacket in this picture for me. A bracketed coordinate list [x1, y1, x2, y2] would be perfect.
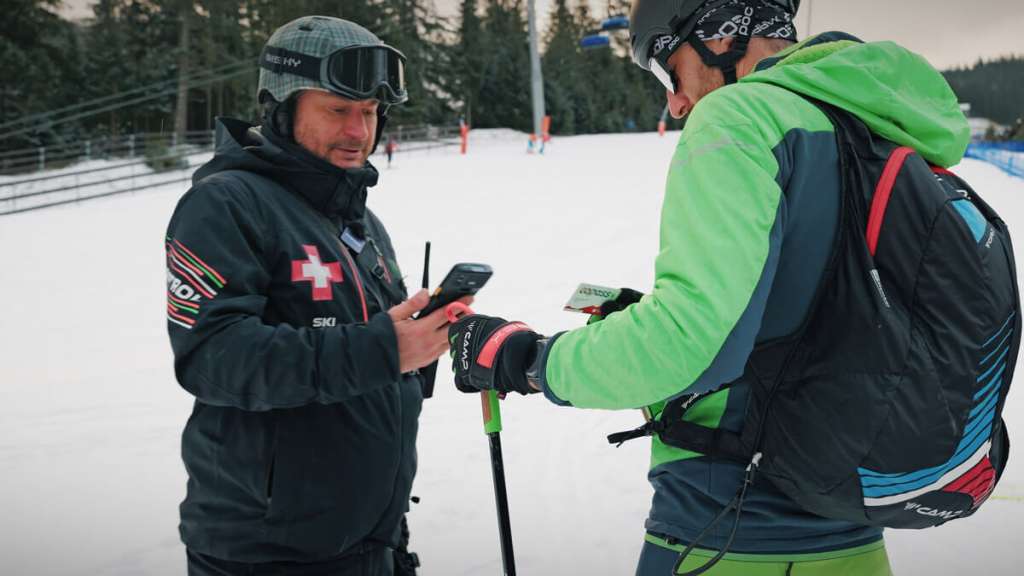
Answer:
[537, 32, 969, 555]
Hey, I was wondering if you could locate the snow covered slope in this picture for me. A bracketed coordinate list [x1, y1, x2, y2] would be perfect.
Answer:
[1, 130, 1021, 575]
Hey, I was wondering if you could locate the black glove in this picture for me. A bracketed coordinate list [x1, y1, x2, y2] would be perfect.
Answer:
[589, 287, 645, 324]
[448, 314, 541, 395]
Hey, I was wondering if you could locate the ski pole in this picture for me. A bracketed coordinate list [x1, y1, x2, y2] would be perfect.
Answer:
[446, 302, 517, 576]
[481, 388, 516, 576]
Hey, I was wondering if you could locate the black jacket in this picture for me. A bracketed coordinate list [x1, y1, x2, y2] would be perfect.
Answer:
[165, 118, 421, 563]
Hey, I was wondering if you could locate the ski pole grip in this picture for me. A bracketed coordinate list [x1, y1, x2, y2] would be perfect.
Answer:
[482, 390, 503, 435]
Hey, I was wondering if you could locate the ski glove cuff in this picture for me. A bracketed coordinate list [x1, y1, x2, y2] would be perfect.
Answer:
[448, 314, 541, 396]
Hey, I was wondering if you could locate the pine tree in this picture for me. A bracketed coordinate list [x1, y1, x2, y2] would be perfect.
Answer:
[607, 0, 667, 132]
[944, 56, 1024, 126]
[569, 0, 603, 133]
[81, 1, 129, 137]
[0, 0, 84, 153]
[172, 0, 194, 140]
[78, 0, 184, 137]
[540, 0, 580, 134]
[378, 0, 453, 126]
[475, 0, 531, 130]
[198, 0, 264, 126]
[454, 0, 486, 126]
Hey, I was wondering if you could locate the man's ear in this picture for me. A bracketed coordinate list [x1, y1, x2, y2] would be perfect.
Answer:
[714, 36, 734, 54]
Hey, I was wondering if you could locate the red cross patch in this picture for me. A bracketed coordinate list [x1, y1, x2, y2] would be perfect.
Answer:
[291, 245, 343, 301]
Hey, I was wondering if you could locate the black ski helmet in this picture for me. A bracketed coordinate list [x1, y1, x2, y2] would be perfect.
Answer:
[630, 0, 800, 85]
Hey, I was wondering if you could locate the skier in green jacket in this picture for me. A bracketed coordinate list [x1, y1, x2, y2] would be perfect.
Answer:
[448, 1, 970, 574]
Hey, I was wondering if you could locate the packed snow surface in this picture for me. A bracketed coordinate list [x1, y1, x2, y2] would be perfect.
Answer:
[1, 130, 1022, 575]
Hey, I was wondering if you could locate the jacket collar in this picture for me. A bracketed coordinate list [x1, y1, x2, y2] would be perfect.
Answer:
[255, 126, 379, 224]
[753, 31, 863, 73]
[197, 118, 379, 224]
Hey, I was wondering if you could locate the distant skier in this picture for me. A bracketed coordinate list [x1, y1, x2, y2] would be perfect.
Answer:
[443, 1, 1009, 575]
[385, 135, 397, 167]
[164, 15, 460, 576]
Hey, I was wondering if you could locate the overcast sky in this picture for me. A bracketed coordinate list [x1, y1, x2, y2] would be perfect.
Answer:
[59, 0, 1024, 70]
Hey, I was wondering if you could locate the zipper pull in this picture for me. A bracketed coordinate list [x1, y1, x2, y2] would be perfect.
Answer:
[367, 238, 394, 284]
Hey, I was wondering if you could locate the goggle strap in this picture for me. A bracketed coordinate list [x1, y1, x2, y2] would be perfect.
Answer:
[259, 45, 323, 81]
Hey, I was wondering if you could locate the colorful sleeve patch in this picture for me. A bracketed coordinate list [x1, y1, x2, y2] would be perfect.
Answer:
[165, 237, 227, 330]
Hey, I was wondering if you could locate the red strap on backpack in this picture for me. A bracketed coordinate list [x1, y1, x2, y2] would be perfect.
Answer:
[865, 147, 915, 256]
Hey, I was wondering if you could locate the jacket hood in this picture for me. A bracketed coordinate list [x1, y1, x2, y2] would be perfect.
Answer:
[743, 32, 970, 167]
[193, 117, 379, 222]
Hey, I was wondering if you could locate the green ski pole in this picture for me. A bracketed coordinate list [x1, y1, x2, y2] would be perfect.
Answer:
[446, 302, 517, 575]
[481, 389, 515, 575]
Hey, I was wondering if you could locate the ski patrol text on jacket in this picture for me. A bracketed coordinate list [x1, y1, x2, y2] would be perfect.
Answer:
[165, 117, 420, 563]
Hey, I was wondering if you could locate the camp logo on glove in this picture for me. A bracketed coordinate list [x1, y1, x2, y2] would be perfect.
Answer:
[459, 319, 477, 371]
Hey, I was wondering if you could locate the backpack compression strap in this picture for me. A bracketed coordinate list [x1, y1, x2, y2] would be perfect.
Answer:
[607, 391, 751, 462]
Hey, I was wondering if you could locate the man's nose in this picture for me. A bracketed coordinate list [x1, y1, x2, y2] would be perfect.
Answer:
[341, 111, 369, 142]
[666, 90, 687, 120]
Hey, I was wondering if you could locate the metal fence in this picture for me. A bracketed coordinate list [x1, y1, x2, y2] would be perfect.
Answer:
[0, 147, 209, 215]
[0, 130, 217, 176]
[383, 124, 462, 150]
[0, 124, 461, 216]
[966, 142, 1024, 179]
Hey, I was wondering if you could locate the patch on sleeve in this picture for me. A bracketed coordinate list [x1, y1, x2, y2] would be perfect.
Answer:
[165, 237, 227, 329]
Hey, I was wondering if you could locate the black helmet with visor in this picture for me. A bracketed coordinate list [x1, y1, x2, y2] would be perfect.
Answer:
[630, 0, 800, 91]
